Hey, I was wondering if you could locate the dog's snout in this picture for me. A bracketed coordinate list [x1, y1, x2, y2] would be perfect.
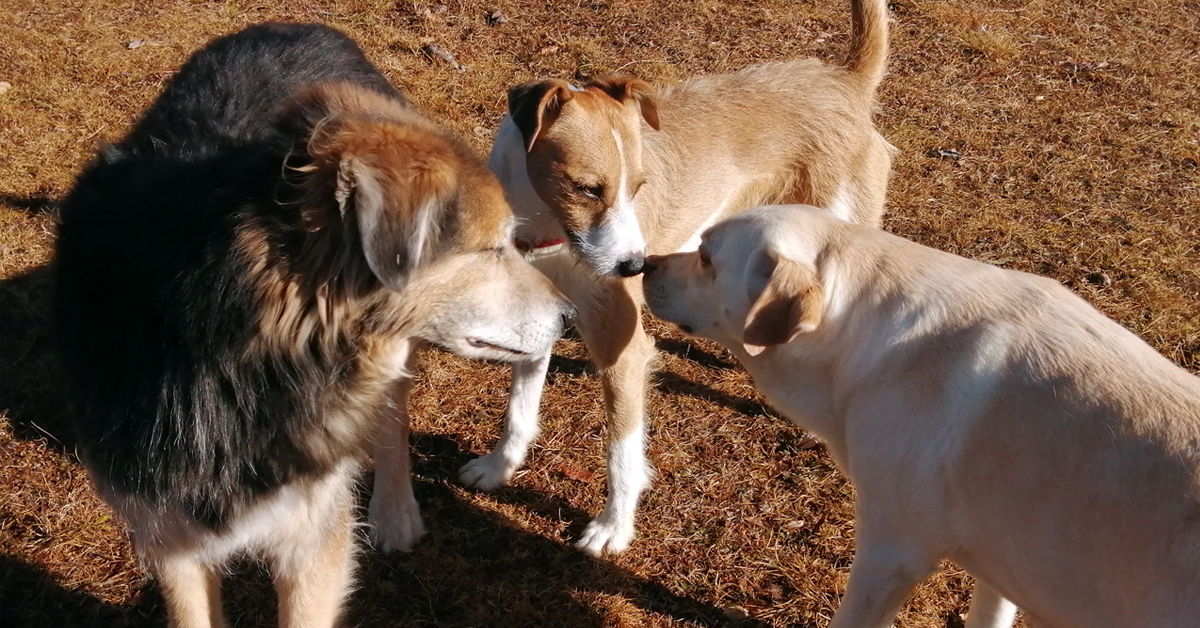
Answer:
[616, 255, 646, 277]
[642, 255, 664, 275]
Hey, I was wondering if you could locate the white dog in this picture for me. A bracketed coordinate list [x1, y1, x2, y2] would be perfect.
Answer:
[643, 205, 1200, 628]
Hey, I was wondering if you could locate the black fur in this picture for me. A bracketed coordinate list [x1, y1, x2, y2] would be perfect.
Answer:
[54, 23, 404, 529]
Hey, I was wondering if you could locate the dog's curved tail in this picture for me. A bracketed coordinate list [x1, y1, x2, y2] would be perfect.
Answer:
[846, 0, 890, 97]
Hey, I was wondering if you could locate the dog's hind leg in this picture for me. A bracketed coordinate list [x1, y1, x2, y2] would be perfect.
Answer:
[572, 277, 655, 556]
[271, 469, 358, 628]
[964, 579, 1019, 628]
[460, 350, 553, 490]
[369, 374, 426, 553]
[155, 553, 226, 628]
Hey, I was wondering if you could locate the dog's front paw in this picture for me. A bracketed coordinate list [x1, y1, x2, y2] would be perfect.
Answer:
[368, 492, 426, 553]
[576, 514, 635, 556]
[459, 452, 518, 491]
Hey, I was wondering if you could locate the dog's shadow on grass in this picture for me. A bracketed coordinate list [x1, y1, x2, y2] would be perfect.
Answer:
[0, 554, 163, 628]
[653, 337, 771, 419]
[0, 434, 765, 628]
[545, 331, 769, 419]
[349, 431, 767, 628]
[0, 264, 77, 450]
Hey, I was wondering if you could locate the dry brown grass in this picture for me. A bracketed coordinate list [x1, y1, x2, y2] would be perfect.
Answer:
[1, 0, 1198, 626]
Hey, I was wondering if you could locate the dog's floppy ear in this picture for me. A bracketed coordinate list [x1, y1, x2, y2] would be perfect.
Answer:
[334, 151, 458, 292]
[286, 82, 461, 291]
[587, 75, 661, 131]
[508, 79, 574, 152]
[742, 251, 824, 356]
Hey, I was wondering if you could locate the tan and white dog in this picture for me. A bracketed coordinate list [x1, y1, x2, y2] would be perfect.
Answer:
[479, 0, 895, 555]
[643, 204, 1200, 628]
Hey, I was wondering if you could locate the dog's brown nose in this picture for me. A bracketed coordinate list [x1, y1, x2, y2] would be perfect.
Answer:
[641, 257, 659, 275]
[616, 256, 646, 277]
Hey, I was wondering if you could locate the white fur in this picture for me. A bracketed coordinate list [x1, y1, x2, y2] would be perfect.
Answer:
[825, 181, 854, 223]
[576, 426, 650, 555]
[460, 351, 551, 489]
[569, 131, 647, 276]
[965, 582, 1020, 628]
[409, 198, 439, 269]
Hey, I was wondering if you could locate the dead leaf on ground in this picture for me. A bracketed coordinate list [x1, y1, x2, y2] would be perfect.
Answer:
[421, 43, 467, 71]
[555, 462, 595, 483]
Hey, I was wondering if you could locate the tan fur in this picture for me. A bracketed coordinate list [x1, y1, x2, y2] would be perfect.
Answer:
[644, 205, 1200, 628]
[489, 0, 892, 555]
[742, 254, 824, 355]
[157, 558, 226, 628]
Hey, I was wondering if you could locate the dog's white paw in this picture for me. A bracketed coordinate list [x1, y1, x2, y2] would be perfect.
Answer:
[576, 514, 635, 556]
[459, 452, 518, 491]
[367, 492, 426, 553]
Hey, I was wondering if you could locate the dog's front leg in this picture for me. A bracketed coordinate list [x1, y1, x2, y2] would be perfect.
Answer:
[271, 469, 358, 628]
[460, 350, 553, 490]
[368, 375, 426, 553]
[154, 553, 227, 628]
[829, 533, 937, 628]
[574, 277, 655, 556]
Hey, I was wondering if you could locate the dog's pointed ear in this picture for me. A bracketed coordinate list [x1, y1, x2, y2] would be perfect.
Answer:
[334, 149, 458, 292]
[587, 75, 661, 131]
[742, 252, 824, 356]
[508, 79, 574, 152]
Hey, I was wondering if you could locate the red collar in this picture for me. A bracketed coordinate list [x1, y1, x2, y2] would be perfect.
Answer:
[515, 237, 567, 252]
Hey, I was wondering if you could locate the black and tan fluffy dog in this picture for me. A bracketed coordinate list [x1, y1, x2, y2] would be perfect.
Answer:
[54, 23, 570, 628]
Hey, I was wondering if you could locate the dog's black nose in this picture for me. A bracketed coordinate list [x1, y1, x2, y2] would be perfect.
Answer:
[616, 256, 646, 277]
[560, 304, 578, 330]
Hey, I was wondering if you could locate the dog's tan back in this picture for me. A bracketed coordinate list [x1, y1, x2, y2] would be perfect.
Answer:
[641, 57, 893, 253]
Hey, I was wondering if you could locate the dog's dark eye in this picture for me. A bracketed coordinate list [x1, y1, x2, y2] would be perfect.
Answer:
[574, 182, 603, 200]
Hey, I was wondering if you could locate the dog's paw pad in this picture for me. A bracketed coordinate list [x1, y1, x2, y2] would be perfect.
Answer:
[576, 517, 635, 556]
[367, 495, 426, 553]
[459, 453, 517, 491]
